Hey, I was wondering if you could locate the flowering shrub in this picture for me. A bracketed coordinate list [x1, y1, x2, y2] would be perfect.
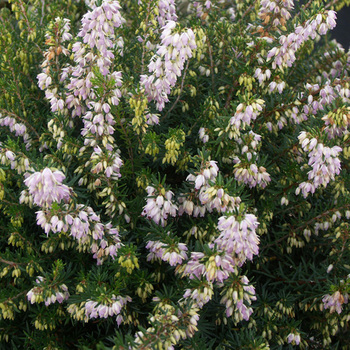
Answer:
[0, 0, 350, 348]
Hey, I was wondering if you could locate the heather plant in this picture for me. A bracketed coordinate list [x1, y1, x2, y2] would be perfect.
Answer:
[0, 0, 350, 349]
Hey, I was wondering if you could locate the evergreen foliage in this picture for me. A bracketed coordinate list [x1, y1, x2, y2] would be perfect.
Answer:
[0, 0, 349, 349]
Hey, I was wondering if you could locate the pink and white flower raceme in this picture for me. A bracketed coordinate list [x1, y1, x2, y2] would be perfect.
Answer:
[254, 68, 271, 85]
[322, 290, 349, 314]
[186, 160, 219, 191]
[145, 112, 160, 126]
[181, 207, 259, 285]
[192, 1, 212, 18]
[178, 196, 206, 217]
[296, 132, 342, 197]
[258, 0, 294, 27]
[146, 238, 188, 266]
[84, 295, 131, 325]
[62, 1, 125, 201]
[0, 145, 31, 175]
[287, 332, 301, 346]
[27, 276, 69, 306]
[35, 204, 121, 263]
[0, 113, 32, 150]
[140, 21, 197, 111]
[180, 160, 242, 216]
[199, 187, 241, 214]
[229, 99, 265, 130]
[179, 160, 220, 217]
[90, 145, 123, 180]
[66, 1, 124, 117]
[142, 186, 178, 226]
[214, 211, 260, 265]
[268, 79, 286, 94]
[23, 167, 122, 263]
[22, 168, 71, 208]
[233, 162, 271, 189]
[183, 282, 214, 308]
[267, 10, 337, 69]
[77, 1, 125, 76]
[77, 72, 122, 149]
[156, 0, 178, 27]
[44, 284, 70, 306]
[183, 251, 236, 283]
[231, 131, 271, 188]
[198, 127, 209, 143]
[37, 17, 72, 114]
[81, 97, 120, 137]
[220, 275, 256, 322]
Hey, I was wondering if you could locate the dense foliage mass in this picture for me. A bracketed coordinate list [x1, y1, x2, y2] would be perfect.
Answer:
[1, 0, 350, 348]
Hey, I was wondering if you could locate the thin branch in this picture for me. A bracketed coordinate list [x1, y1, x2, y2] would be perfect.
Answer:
[206, 36, 215, 91]
[40, 0, 45, 25]
[0, 257, 22, 266]
[294, 204, 350, 232]
[162, 60, 189, 121]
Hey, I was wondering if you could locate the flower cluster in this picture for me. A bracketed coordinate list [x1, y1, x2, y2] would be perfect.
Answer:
[187, 160, 219, 191]
[76, 1, 125, 76]
[267, 10, 337, 69]
[322, 290, 349, 314]
[0, 145, 32, 175]
[20, 167, 121, 263]
[229, 99, 265, 130]
[90, 145, 123, 180]
[230, 131, 271, 189]
[287, 332, 301, 346]
[37, 17, 72, 114]
[254, 67, 272, 86]
[258, 0, 294, 27]
[192, 1, 212, 18]
[133, 301, 200, 349]
[199, 187, 241, 214]
[183, 281, 213, 308]
[84, 295, 131, 325]
[65, 0, 125, 145]
[180, 204, 259, 318]
[296, 132, 342, 197]
[58, 1, 126, 219]
[179, 160, 221, 217]
[198, 127, 209, 143]
[141, 21, 197, 111]
[214, 211, 260, 265]
[233, 163, 271, 189]
[141, 186, 177, 226]
[156, 0, 178, 27]
[220, 275, 257, 323]
[268, 78, 286, 94]
[0, 113, 32, 149]
[22, 168, 71, 208]
[27, 276, 69, 306]
[271, 81, 339, 131]
[306, 83, 337, 115]
[146, 238, 188, 266]
[183, 252, 236, 283]
[35, 204, 121, 263]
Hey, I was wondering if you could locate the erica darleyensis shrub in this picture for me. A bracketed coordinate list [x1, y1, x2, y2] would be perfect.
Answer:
[0, 0, 350, 348]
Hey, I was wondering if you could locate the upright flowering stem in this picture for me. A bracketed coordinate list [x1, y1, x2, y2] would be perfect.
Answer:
[140, 20, 197, 111]
[296, 132, 342, 197]
[64, 1, 128, 218]
[267, 10, 337, 69]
